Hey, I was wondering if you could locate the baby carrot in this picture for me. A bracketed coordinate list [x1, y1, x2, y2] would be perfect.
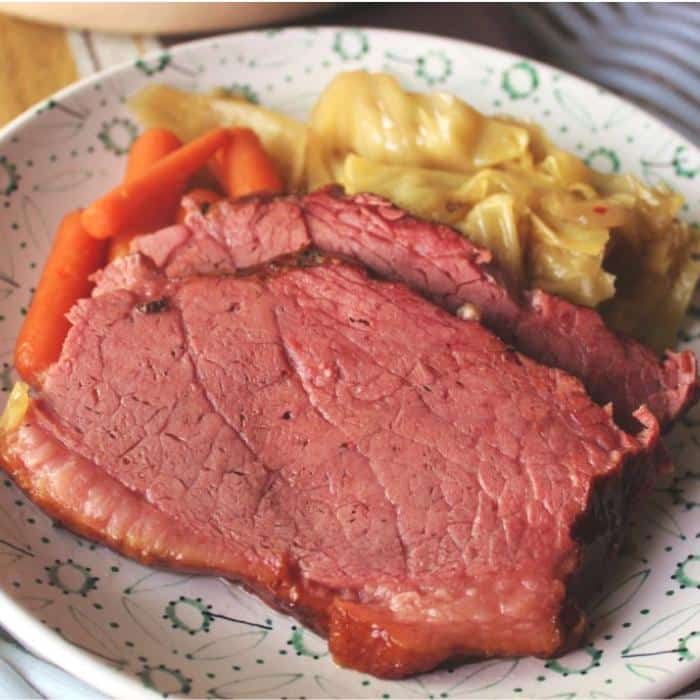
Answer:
[107, 128, 183, 261]
[175, 188, 222, 224]
[208, 148, 226, 184]
[219, 128, 283, 199]
[82, 128, 231, 240]
[124, 128, 182, 182]
[14, 211, 108, 386]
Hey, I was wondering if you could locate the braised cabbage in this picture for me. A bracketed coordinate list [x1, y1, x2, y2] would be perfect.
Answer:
[341, 155, 618, 306]
[306, 71, 530, 190]
[0, 382, 29, 435]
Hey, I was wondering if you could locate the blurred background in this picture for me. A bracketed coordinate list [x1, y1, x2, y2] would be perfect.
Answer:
[0, 2, 698, 142]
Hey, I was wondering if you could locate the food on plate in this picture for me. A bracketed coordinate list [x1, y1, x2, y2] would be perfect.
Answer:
[13, 211, 108, 386]
[174, 187, 221, 225]
[152, 188, 696, 435]
[130, 72, 700, 351]
[213, 127, 284, 199]
[307, 72, 699, 352]
[1, 189, 692, 676]
[302, 189, 697, 433]
[305, 71, 531, 188]
[1, 232, 659, 677]
[1, 69, 699, 679]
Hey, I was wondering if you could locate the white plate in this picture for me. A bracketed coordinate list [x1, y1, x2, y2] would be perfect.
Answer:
[1, 27, 700, 700]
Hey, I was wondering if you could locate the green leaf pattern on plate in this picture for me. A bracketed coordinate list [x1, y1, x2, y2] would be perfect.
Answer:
[625, 663, 672, 682]
[622, 604, 700, 655]
[589, 568, 650, 623]
[208, 672, 302, 699]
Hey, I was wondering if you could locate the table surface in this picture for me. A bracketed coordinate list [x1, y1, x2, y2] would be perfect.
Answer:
[0, 3, 698, 698]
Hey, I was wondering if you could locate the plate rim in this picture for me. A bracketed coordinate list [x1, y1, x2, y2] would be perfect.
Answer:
[0, 24, 698, 700]
[0, 587, 157, 698]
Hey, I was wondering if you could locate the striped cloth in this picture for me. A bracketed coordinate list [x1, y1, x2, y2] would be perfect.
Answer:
[515, 2, 700, 144]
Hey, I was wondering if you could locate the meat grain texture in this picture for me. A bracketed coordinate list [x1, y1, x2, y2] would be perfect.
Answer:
[1, 189, 695, 678]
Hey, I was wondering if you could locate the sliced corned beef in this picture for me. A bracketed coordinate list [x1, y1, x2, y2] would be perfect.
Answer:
[302, 188, 698, 433]
[1, 260, 658, 678]
[155, 189, 696, 434]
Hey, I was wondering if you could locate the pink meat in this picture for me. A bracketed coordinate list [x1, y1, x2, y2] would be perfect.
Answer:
[302, 188, 698, 432]
[2, 261, 657, 677]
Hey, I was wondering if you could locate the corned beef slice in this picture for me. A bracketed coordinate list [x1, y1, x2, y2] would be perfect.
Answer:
[301, 189, 698, 432]
[129, 190, 691, 496]
[3, 260, 658, 678]
[140, 196, 310, 278]
[165, 189, 696, 433]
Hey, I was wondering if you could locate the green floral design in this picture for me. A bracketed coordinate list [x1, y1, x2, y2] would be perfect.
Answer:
[545, 646, 602, 675]
[135, 54, 171, 76]
[333, 30, 369, 61]
[502, 61, 539, 100]
[98, 118, 138, 156]
[673, 145, 699, 179]
[45, 560, 98, 596]
[290, 627, 329, 658]
[673, 555, 700, 588]
[0, 156, 18, 196]
[585, 147, 621, 174]
[679, 631, 700, 661]
[138, 665, 191, 696]
[164, 596, 212, 635]
[416, 50, 453, 86]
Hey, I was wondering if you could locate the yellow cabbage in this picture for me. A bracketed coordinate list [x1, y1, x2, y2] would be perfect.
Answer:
[342, 155, 615, 306]
[0, 382, 29, 436]
[306, 71, 530, 189]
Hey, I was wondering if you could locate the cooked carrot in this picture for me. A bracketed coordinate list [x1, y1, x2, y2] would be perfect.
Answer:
[82, 128, 231, 240]
[208, 148, 226, 184]
[175, 188, 222, 224]
[107, 128, 183, 261]
[14, 211, 108, 386]
[124, 128, 182, 183]
[219, 128, 283, 199]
